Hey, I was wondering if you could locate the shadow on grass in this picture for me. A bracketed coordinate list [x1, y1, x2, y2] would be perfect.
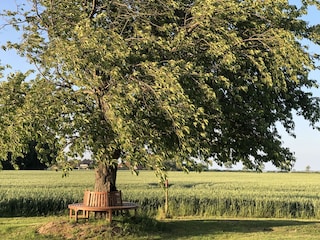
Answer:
[159, 218, 319, 238]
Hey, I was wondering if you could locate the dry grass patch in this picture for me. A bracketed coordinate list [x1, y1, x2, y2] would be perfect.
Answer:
[37, 220, 120, 239]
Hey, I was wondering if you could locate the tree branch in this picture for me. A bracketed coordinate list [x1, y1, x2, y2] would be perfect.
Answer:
[88, 0, 96, 19]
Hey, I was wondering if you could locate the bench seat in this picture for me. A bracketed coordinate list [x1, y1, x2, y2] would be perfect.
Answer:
[68, 191, 138, 222]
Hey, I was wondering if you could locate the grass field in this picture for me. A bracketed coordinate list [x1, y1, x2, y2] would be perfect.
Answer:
[2, 170, 320, 218]
[1, 216, 320, 239]
[1, 170, 320, 239]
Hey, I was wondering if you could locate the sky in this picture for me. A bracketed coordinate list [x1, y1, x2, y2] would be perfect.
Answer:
[0, 1, 320, 171]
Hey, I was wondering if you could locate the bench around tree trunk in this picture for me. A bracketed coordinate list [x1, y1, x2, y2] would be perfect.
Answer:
[68, 190, 138, 222]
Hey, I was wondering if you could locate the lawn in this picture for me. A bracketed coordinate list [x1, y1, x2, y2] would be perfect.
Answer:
[1, 216, 320, 239]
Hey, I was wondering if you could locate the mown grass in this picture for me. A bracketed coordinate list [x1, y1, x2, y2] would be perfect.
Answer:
[1, 216, 320, 239]
[0, 216, 60, 240]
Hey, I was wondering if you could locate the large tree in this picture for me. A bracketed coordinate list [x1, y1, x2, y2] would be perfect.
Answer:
[1, 0, 320, 191]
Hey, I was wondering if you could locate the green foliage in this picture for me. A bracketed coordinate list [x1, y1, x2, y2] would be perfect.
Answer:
[1, 0, 320, 184]
[1, 141, 55, 170]
[0, 72, 61, 168]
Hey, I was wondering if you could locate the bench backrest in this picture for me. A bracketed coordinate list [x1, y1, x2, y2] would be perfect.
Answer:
[90, 191, 108, 207]
[83, 190, 123, 207]
[83, 190, 91, 206]
[83, 191, 109, 207]
[109, 190, 123, 206]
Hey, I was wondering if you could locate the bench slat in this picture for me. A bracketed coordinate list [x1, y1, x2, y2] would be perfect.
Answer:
[68, 190, 138, 222]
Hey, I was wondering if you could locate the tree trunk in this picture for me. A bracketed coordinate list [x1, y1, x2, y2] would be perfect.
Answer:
[94, 150, 120, 192]
[94, 163, 117, 192]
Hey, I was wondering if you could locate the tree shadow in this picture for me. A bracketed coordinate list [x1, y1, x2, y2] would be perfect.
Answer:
[160, 218, 319, 238]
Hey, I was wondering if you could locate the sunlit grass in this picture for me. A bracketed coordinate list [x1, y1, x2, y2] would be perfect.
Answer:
[2, 171, 320, 218]
[1, 216, 320, 240]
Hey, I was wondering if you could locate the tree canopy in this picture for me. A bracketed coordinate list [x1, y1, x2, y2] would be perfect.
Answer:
[1, 0, 320, 189]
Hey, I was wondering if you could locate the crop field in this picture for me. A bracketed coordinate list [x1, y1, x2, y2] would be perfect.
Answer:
[1, 170, 320, 219]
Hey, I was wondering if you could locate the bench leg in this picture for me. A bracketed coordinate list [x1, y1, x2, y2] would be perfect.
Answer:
[75, 210, 78, 222]
[107, 210, 112, 222]
[81, 210, 88, 219]
[69, 208, 78, 222]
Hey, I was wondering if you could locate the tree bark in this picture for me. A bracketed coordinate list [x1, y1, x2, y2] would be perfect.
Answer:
[94, 163, 118, 192]
[94, 149, 120, 192]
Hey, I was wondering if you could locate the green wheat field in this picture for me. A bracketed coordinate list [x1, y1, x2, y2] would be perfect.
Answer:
[1, 170, 320, 219]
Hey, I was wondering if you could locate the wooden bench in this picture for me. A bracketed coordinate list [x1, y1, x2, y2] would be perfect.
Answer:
[68, 190, 138, 222]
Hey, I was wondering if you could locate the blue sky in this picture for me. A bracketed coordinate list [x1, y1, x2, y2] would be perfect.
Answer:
[0, 1, 320, 171]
